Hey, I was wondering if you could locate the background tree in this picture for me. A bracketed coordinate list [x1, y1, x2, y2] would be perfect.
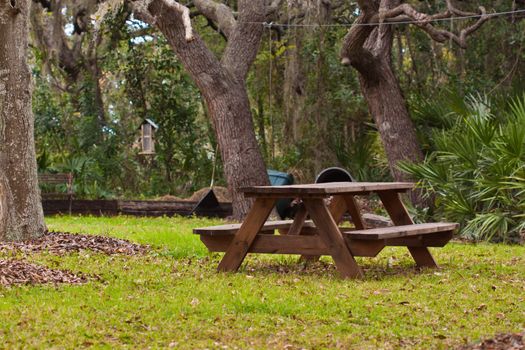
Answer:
[30, 2, 220, 199]
[126, 0, 280, 219]
[31, 0, 108, 134]
[339, 0, 493, 203]
[0, 0, 46, 241]
[118, 35, 212, 193]
[250, 1, 383, 182]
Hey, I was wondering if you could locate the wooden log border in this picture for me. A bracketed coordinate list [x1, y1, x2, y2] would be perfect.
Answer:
[42, 199, 232, 218]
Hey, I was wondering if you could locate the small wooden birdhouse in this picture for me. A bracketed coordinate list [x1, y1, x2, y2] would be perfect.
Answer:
[138, 118, 159, 155]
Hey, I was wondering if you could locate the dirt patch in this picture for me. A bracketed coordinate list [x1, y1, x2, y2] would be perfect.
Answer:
[0, 259, 87, 286]
[0, 231, 149, 256]
[458, 331, 524, 350]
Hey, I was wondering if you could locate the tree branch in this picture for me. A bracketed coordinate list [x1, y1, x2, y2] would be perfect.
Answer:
[193, 0, 235, 39]
[131, 0, 194, 41]
[204, 17, 228, 40]
[445, 0, 478, 17]
[340, 13, 378, 74]
[376, 2, 491, 49]
[160, 0, 194, 41]
[30, 0, 83, 81]
[132, 0, 226, 93]
[221, 0, 266, 79]
[265, 0, 282, 17]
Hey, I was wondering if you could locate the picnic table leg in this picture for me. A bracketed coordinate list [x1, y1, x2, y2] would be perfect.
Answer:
[294, 197, 346, 263]
[329, 195, 347, 224]
[295, 195, 366, 263]
[303, 198, 363, 279]
[377, 191, 438, 268]
[327, 195, 366, 229]
[342, 195, 366, 229]
[217, 198, 276, 272]
[285, 204, 320, 262]
[286, 196, 348, 263]
[287, 204, 308, 235]
[287, 195, 351, 232]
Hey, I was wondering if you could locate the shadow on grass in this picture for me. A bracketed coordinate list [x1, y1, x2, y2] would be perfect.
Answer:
[193, 253, 446, 281]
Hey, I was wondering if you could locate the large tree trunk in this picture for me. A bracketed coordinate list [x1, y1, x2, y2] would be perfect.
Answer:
[142, 0, 269, 219]
[283, 28, 306, 146]
[0, 0, 46, 241]
[359, 27, 424, 183]
[340, 1, 425, 205]
[359, 58, 426, 185]
[206, 81, 269, 216]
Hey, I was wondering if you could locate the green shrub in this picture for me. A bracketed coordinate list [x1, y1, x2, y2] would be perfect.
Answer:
[400, 95, 525, 243]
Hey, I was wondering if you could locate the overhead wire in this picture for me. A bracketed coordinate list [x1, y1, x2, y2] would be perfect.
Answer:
[240, 9, 525, 28]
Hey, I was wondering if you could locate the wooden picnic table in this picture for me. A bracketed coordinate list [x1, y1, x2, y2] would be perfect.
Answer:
[194, 182, 458, 279]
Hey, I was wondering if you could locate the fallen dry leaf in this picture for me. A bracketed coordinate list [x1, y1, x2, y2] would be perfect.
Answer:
[0, 259, 87, 286]
[0, 231, 149, 256]
[458, 331, 524, 350]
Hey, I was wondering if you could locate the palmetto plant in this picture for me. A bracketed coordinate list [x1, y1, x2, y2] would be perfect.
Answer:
[58, 156, 111, 199]
[400, 95, 525, 243]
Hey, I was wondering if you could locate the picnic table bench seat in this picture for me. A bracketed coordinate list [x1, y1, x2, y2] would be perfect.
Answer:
[193, 219, 316, 236]
[344, 222, 458, 239]
[194, 212, 394, 237]
[195, 221, 457, 257]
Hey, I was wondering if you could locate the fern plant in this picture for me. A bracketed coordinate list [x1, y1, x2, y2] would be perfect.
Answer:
[400, 95, 525, 243]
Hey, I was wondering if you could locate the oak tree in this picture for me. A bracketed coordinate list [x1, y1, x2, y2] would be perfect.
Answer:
[340, 0, 491, 204]
[31, 0, 111, 132]
[128, 0, 281, 218]
[0, 0, 46, 240]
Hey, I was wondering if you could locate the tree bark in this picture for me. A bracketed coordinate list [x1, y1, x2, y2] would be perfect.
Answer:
[0, 0, 46, 241]
[340, 0, 425, 205]
[358, 21, 425, 183]
[206, 81, 269, 217]
[139, 0, 270, 219]
[341, 0, 491, 206]
[255, 94, 268, 159]
[283, 28, 306, 146]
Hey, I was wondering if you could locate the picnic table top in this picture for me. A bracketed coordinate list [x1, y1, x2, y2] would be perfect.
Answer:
[241, 181, 414, 197]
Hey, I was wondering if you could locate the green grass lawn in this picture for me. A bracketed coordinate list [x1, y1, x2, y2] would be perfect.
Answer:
[1, 215, 524, 349]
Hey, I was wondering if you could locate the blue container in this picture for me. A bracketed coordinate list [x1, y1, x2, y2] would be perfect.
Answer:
[267, 170, 294, 219]
[267, 169, 294, 186]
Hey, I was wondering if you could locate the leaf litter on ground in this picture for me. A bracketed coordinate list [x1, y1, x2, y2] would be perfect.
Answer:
[0, 259, 87, 286]
[0, 231, 149, 286]
[458, 331, 524, 350]
[0, 231, 149, 255]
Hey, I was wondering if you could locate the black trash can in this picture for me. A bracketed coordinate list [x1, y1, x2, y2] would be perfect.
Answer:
[315, 167, 354, 183]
